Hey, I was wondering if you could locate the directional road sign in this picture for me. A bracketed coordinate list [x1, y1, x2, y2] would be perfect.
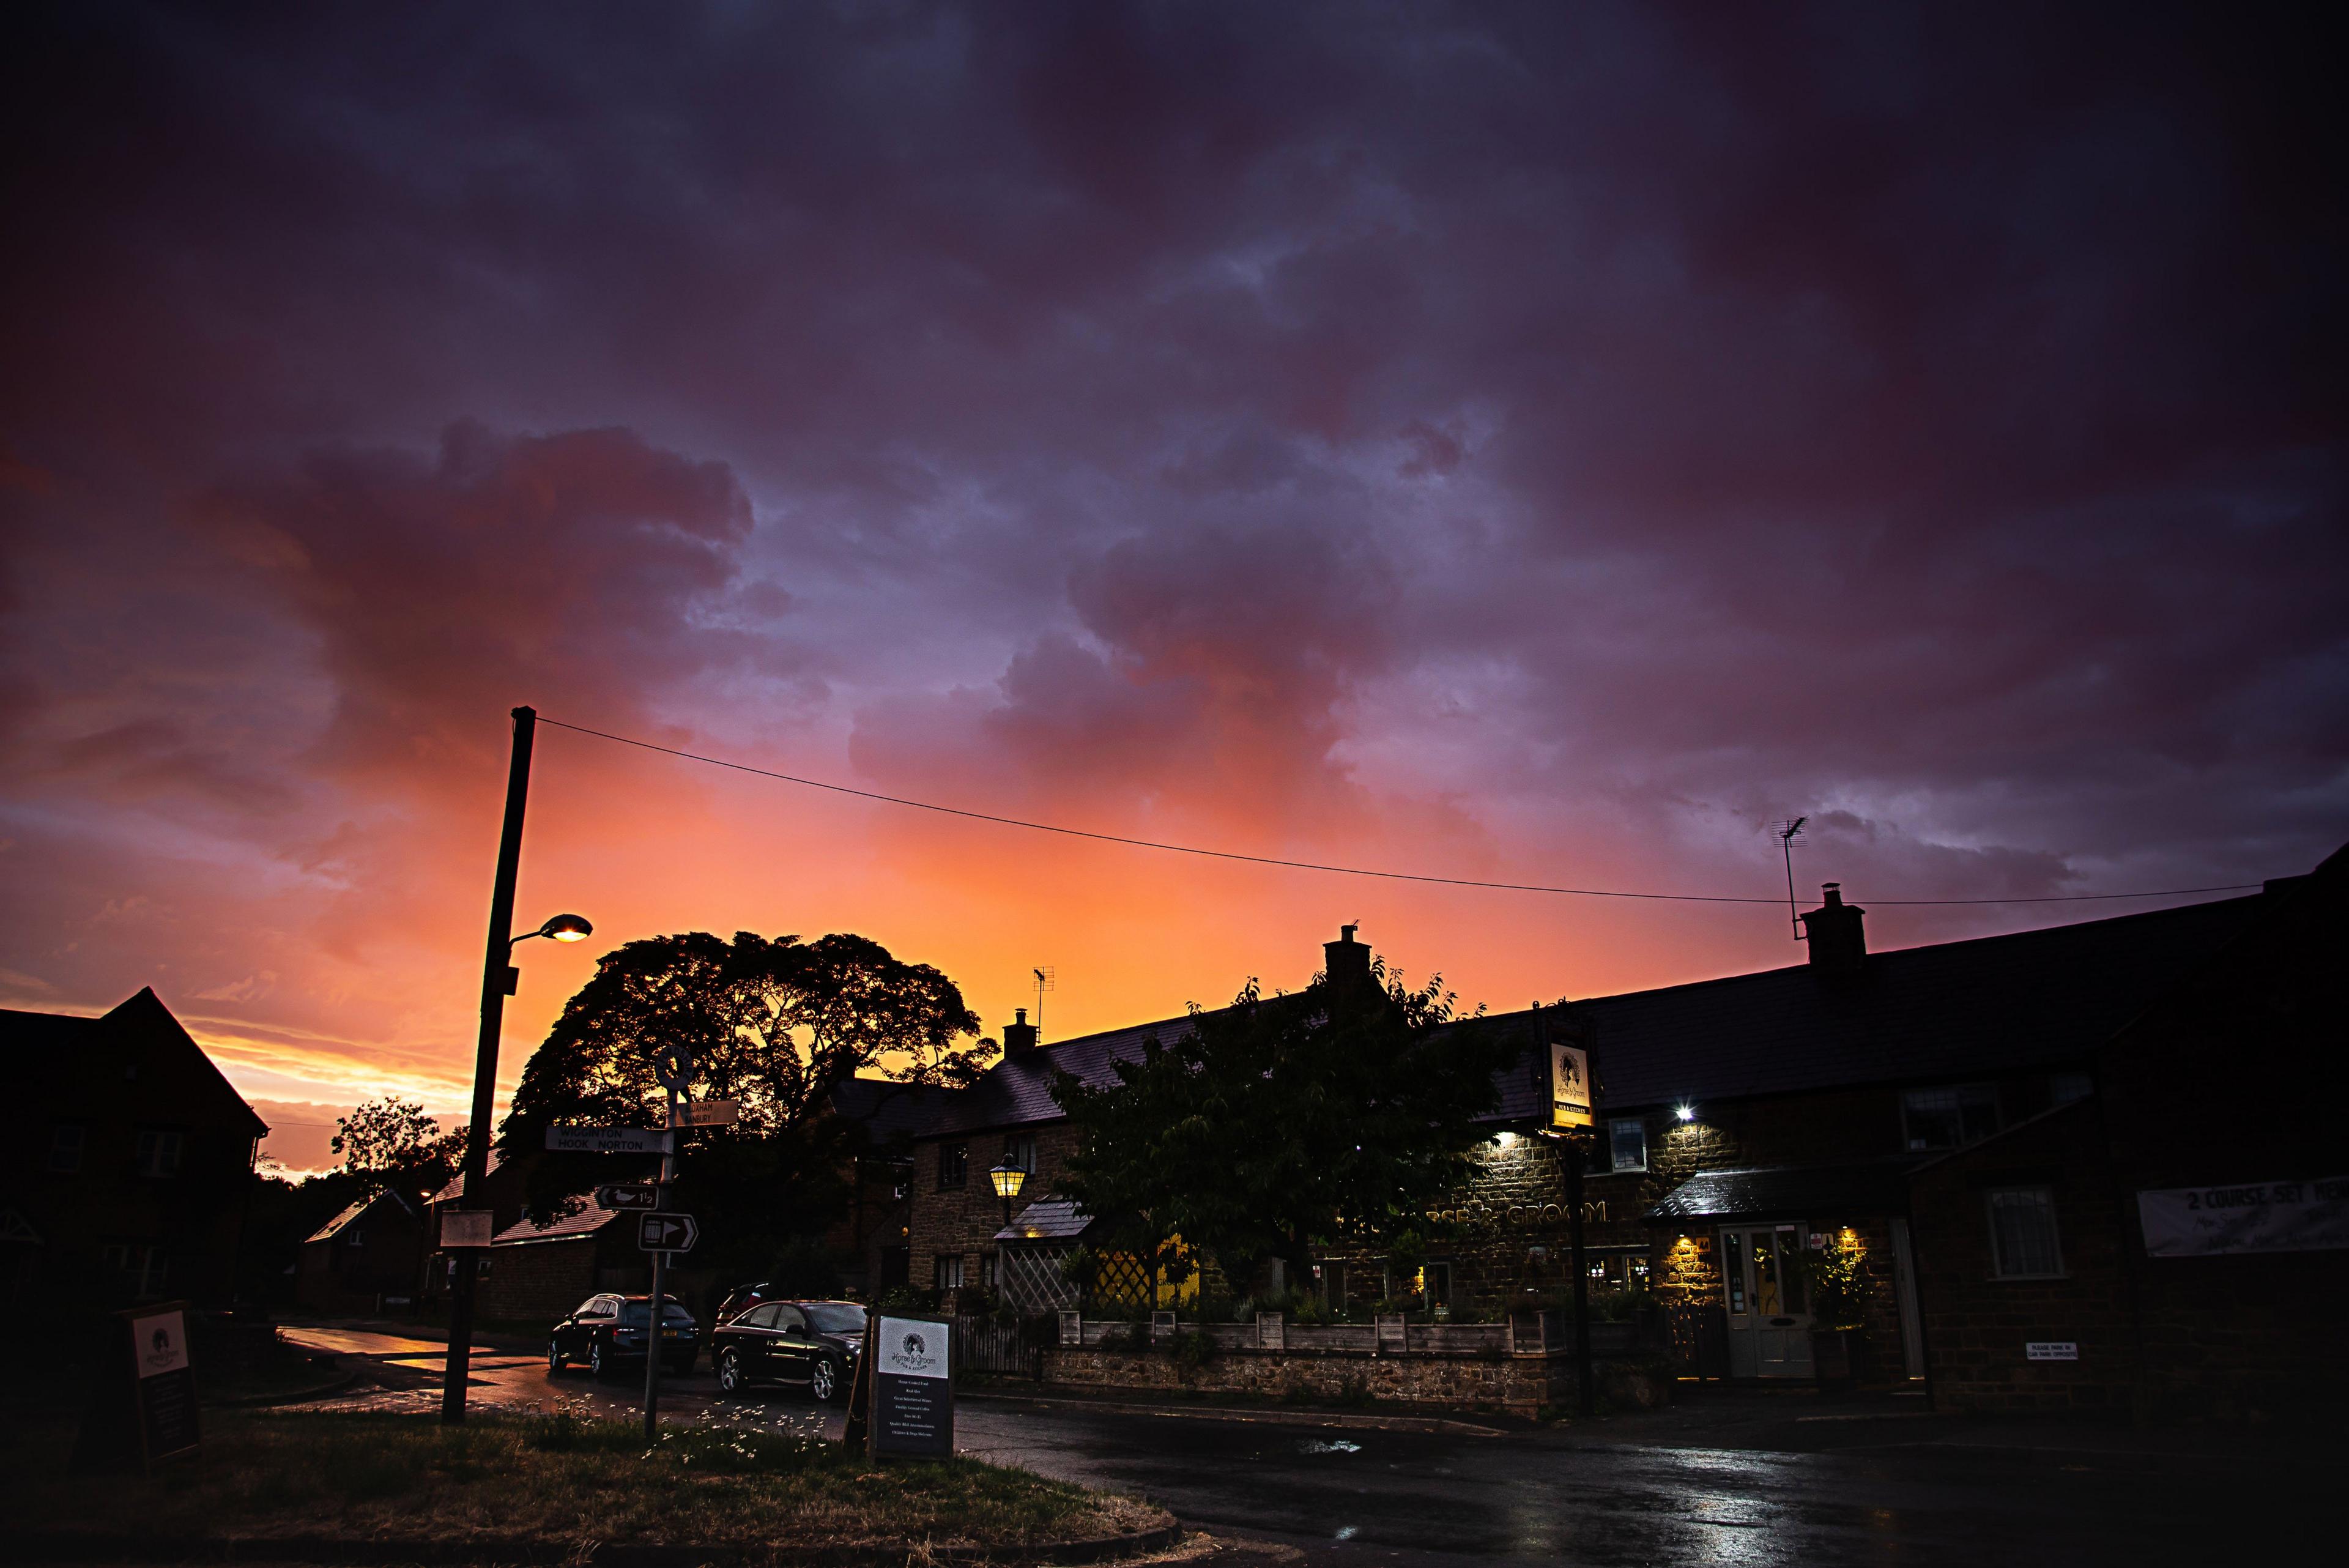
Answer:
[637, 1213, 699, 1254]
[595, 1184, 661, 1211]
[547, 1125, 672, 1155]
[669, 1099, 741, 1129]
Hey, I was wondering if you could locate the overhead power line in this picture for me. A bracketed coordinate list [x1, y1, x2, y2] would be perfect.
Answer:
[538, 716, 2264, 909]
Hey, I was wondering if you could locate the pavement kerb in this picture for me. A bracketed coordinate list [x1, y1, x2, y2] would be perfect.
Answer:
[12, 1522, 1184, 1566]
[962, 1391, 1511, 1437]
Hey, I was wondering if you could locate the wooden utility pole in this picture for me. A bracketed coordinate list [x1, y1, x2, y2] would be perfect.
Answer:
[442, 705, 536, 1425]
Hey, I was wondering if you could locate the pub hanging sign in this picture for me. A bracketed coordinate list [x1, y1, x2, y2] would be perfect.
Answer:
[1548, 1038, 1593, 1130]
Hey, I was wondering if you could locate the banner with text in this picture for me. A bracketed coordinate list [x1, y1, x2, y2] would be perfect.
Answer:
[2137, 1176, 2349, 1257]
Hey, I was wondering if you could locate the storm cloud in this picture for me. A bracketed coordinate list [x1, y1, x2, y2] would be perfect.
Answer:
[2, 2, 2341, 1157]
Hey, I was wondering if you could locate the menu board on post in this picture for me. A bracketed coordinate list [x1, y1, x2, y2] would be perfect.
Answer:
[130, 1304, 202, 1466]
[74, 1299, 201, 1473]
[867, 1314, 953, 1458]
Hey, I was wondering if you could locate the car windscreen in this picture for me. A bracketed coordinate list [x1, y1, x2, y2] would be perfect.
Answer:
[804, 1304, 867, 1335]
[618, 1302, 695, 1326]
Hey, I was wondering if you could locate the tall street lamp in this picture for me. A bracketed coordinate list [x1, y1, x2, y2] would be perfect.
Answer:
[440, 705, 603, 1425]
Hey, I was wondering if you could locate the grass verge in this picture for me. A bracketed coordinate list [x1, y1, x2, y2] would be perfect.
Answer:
[6, 1405, 1165, 1553]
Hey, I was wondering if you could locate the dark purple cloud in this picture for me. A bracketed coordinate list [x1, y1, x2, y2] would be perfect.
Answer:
[1, 2, 2342, 1127]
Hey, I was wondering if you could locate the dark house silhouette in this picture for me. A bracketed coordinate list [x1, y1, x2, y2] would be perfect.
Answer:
[9, 987, 269, 1311]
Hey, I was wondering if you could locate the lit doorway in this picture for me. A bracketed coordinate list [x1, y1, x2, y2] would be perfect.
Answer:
[1720, 1224, 1814, 1378]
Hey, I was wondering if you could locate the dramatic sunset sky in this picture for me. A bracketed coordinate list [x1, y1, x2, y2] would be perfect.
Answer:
[4, 4, 2342, 1173]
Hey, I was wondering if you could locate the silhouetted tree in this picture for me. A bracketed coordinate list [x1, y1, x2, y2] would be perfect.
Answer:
[332, 1096, 464, 1202]
[1050, 965, 1513, 1293]
[497, 931, 990, 1248]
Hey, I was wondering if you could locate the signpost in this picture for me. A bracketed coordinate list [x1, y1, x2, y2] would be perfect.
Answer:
[596, 1184, 661, 1211]
[547, 1125, 672, 1155]
[866, 1313, 954, 1457]
[669, 1099, 740, 1128]
[1534, 1003, 1598, 1418]
[637, 1213, 699, 1253]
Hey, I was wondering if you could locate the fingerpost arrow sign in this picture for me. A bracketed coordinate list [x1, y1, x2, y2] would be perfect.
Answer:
[637, 1213, 699, 1253]
[596, 1184, 660, 1211]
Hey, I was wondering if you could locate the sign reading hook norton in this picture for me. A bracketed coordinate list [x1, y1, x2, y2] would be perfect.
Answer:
[546, 1125, 673, 1155]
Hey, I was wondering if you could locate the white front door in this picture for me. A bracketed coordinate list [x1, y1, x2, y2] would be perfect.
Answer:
[1720, 1224, 1815, 1378]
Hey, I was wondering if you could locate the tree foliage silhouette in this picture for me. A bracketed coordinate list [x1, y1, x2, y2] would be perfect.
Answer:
[498, 931, 989, 1246]
[1050, 963, 1515, 1293]
[333, 1096, 464, 1202]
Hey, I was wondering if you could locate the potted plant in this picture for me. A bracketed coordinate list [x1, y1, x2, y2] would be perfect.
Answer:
[1803, 1231, 1871, 1388]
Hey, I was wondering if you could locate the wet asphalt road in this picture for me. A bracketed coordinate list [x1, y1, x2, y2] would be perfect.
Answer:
[280, 1326, 2322, 1568]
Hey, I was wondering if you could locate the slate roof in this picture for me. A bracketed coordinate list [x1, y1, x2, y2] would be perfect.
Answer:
[1482, 890, 2273, 1117]
[993, 1197, 1096, 1242]
[901, 887, 2276, 1140]
[828, 1077, 958, 1143]
[2, 987, 270, 1136]
[925, 1009, 1228, 1136]
[306, 1191, 418, 1244]
[492, 1199, 621, 1246]
[1643, 1158, 1918, 1224]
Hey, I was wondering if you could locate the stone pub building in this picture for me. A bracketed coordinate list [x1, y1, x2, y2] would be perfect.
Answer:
[899, 842, 2347, 1422]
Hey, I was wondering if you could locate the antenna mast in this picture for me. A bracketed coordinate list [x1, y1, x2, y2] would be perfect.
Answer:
[1032, 966, 1055, 1039]
[1774, 817, 1808, 940]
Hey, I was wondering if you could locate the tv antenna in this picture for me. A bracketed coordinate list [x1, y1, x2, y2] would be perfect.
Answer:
[1770, 818, 1807, 939]
[1032, 965, 1055, 1039]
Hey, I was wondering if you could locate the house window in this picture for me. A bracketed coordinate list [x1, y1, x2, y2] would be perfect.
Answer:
[136, 1129, 186, 1178]
[2049, 1072, 2093, 1106]
[102, 1243, 168, 1298]
[1987, 1187, 2065, 1278]
[1902, 1085, 2000, 1151]
[934, 1254, 965, 1291]
[1608, 1118, 1648, 1174]
[938, 1143, 968, 1189]
[47, 1124, 86, 1174]
[982, 1252, 999, 1288]
[1004, 1132, 1036, 1173]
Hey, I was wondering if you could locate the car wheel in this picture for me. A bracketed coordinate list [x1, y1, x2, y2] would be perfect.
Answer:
[809, 1357, 839, 1404]
[547, 1340, 568, 1375]
[590, 1342, 611, 1381]
[717, 1350, 746, 1392]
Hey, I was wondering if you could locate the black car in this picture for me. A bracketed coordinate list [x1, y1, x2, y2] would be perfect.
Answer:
[709, 1298, 866, 1403]
[548, 1293, 701, 1380]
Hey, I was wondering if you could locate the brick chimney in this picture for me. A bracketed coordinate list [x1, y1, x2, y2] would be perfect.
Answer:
[1800, 883, 1867, 975]
[1323, 923, 1373, 997]
[1002, 1008, 1039, 1056]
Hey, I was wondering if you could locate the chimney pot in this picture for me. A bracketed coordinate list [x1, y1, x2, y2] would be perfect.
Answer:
[1003, 1009, 1040, 1055]
[1800, 883, 1868, 977]
[1323, 924, 1373, 999]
